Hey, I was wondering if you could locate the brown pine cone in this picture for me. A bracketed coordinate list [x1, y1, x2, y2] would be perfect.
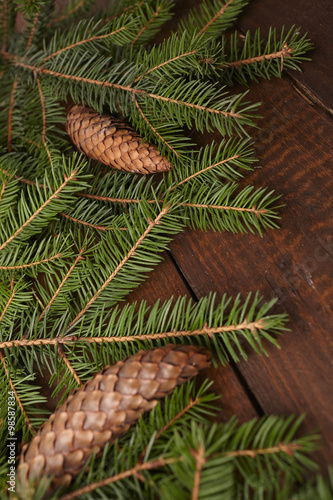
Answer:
[66, 104, 172, 174]
[18, 345, 211, 497]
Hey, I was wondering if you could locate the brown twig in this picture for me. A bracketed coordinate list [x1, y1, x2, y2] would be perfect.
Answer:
[0, 350, 36, 434]
[170, 153, 240, 190]
[139, 397, 202, 462]
[38, 246, 86, 322]
[0, 318, 266, 349]
[47, 0, 86, 28]
[7, 78, 19, 152]
[218, 44, 293, 68]
[36, 76, 52, 164]
[130, 5, 162, 46]
[191, 445, 206, 500]
[57, 344, 81, 385]
[26, 11, 39, 51]
[68, 207, 170, 328]
[58, 456, 180, 500]
[0, 169, 78, 252]
[196, 0, 235, 38]
[135, 99, 179, 157]
[0, 252, 62, 270]
[0, 180, 7, 203]
[104, 1, 145, 23]
[43, 27, 126, 62]
[0, 285, 16, 323]
[134, 49, 198, 83]
[225, 442, 302, 458]
[60, 212, 127, 232]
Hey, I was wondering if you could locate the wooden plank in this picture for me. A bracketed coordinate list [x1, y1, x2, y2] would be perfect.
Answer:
[168, 76, 333, 467]
[126, 251, 259, 423]
[236, 0, 333, 111]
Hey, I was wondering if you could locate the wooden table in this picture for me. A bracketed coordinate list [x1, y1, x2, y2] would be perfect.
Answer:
[127, 0, 333, 469]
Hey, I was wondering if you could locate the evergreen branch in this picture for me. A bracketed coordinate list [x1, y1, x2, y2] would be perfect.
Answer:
[59, 456, 180, 500]
[26, 11, 39, 51]
[135, 99, 180, 157]
[77, 192, 154, 204]
[0, 280, 15, 323]
[130, 4, 163, 46]
[60, 212, 127, 232]
[57, 344, 82, 386]
[38, 245, 86, 322]
[220, 43, 293, 68]
[196, 0, 235, 38]
[170, 153, 241, 190]
[105, 1, 145, 22]
[133, 49, 199, 83]
[0, 350, 36, 434]
[0, 179, 7, 203]
[47, 0, 87, 28]
[191, 445, 205, 500]
[0, 168, 78, 252]
[0, 252, 62, 270]
[7, 77, 18, 152]
[225, 441, 302, 458]
[139, 396, 203, 462]
[2, 0, 8, 50]
[182, 201, 267, 215]
[36, 76, 52, 164]
[68, 206, 170, 328]
[43, 26, 127, 62]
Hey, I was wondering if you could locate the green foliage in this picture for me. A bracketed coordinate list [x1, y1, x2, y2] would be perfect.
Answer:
[0, 0, 321, 498]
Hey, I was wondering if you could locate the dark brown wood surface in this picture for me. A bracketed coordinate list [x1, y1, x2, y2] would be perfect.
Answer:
[129, 0, 333, 469]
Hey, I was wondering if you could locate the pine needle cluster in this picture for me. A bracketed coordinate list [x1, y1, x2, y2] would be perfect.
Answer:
[0, 0, 329, 498]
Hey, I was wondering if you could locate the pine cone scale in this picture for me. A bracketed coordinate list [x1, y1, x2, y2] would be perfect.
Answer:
[66, 105, 172, 174]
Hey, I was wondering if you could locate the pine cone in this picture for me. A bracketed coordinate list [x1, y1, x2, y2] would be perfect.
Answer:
[17, 345, 211, 497]
[66, 104, 172, 174]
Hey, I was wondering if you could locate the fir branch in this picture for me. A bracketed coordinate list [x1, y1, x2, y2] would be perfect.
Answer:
[38, 245, 86, 322]
[47, 0, 88, 28]
[36, 76, 52, 164]
[68, 206, 170, 328]
[7, 77, 19, 152]
[196, 0, 235, 38]
[59, 456, 180, 500]
[222, 43, 293, 68]
[60, 212, 128, 232]
[26, 10, 39, 51]
[0, 280, 15, 323]
[0, 252, 62, 270]
[130, 4, 163, 46]
[43, 26, 127, 62]
[191, 445, 205, 500]
[0, 350, 36, 434]
[134, 49, 199, 83]
[135, 98, 180, 157]
[225, 441, 302, 458]
[57, 344, 82, 386]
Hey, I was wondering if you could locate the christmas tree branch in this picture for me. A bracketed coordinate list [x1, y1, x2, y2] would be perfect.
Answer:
[130, 5, 163, 46]
[36, 76, 52, 164]
[135, 99, 180, 157]
[26, 11, 39, 51]
[191, 445, 205, 500]
[196, 0, 235, 37]
[7, 77, 19, 152]
[139, 395, 203, 462]
[0, 179, 7, 203]
[170, 153, 241, 190]
[68, 206, 170, 328]
[38, 245, 86, 322]
[47, 0, 87, 28]
[225, 441, 302, 458]
[0, 350, 36, 434]
[0, 168, 78, 252]
[57, 344, 82, 386]
[43, 26, 127, 62]
[0, 279, 15, 323]
[60, 212, 127, 232]
[219, 43, 293, 69]
[134, 49, 199, 83]
[58, 456, 180, 500]
[0, 252, 62, 270]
